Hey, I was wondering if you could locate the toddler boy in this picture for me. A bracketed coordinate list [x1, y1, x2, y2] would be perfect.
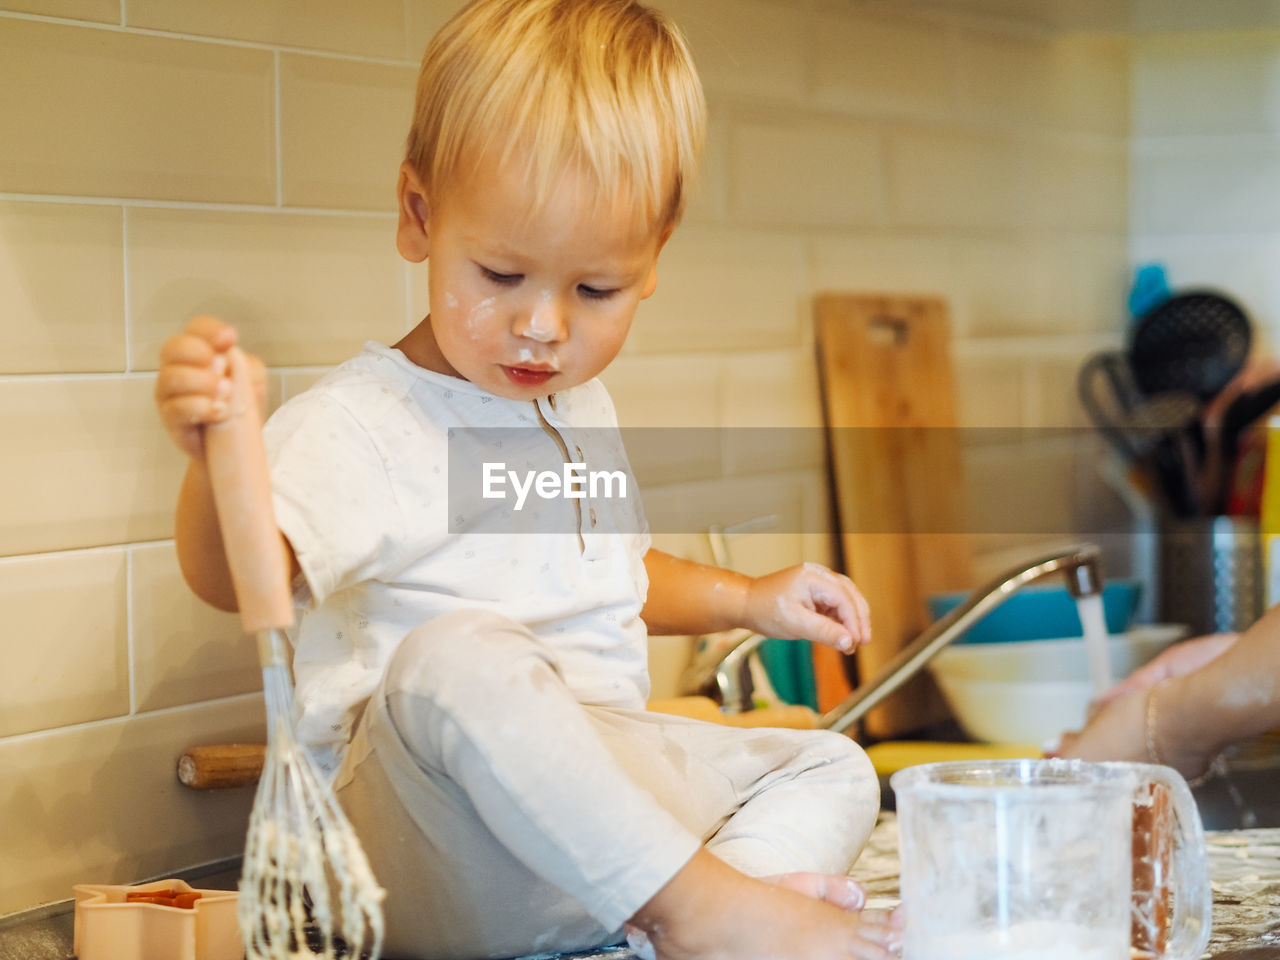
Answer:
[155, 1, 897, 957]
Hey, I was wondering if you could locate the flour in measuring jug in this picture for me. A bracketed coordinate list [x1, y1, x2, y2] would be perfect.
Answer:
[907, 920, 1128, 960]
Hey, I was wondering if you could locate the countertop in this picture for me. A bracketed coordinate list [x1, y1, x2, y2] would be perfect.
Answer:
[847, 814, 1280, 960]
[549, 815, 1280, 960]
[4, 816, 1279, 959]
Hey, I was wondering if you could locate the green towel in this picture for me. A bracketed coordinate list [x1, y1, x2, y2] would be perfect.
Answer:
[757, 638, 818, 712]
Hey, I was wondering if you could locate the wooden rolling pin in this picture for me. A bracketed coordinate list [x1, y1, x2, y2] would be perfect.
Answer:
[177, 743, 267, 790]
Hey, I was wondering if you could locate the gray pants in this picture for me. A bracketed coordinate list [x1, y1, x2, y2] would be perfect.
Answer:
[333, 610, 879, 960]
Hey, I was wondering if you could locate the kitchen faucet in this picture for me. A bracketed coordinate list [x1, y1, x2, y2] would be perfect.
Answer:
[709, 543, 1103, 735]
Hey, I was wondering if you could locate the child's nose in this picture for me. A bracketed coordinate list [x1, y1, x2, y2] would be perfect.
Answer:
[514, 290, 567, 343]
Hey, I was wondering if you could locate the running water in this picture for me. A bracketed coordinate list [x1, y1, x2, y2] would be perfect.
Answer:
[1075, 593, 1112, 694]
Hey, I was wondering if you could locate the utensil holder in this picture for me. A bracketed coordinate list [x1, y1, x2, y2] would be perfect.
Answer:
[1158, 516, 1263, 634]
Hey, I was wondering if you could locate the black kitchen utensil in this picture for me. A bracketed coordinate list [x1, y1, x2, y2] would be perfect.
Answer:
[1078, 351, 1200, 461]
[1220, 379, 1280, 458]
[1212, 378, 1280, 513]
[1128, 291, 1252, 401]
[1081, 350, 1144, 415]
[1126, 291, 1253, 517]
[1078, 350, 1203, 515]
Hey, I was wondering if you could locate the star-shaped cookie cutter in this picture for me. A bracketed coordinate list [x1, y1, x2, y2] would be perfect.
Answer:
[73, 879, 240, 960]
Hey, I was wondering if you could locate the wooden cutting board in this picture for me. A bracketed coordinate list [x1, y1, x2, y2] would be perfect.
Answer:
[815, 293, 972, 739]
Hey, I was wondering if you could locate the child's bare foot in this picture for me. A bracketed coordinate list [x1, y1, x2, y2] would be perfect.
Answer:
[629, 849, 902, 960]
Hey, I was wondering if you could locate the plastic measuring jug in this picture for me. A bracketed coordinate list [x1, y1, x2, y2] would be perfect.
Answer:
[891, 759, 1211, 960]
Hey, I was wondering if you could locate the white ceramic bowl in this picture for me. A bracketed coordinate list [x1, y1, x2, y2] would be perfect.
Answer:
[927, 624, 1188, 744]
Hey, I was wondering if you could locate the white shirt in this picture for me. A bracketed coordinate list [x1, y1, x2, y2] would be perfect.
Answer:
[264, 342, 652, 773]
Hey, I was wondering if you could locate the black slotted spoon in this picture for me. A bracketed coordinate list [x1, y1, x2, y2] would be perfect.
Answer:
[1127, 291, 1252, 516]
[1128, 291, 1251, 401]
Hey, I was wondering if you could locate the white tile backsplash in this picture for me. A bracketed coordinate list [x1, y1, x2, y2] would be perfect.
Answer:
[0, 0, 1155, 915]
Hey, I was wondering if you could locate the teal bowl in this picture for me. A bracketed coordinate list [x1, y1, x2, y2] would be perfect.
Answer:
[926, 580, 1141, 644]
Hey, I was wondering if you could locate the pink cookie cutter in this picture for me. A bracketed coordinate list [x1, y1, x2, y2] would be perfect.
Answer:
[73, 879, 240, 960]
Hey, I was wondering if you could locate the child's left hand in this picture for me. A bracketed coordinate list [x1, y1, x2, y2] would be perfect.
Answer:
[743, 563, 871, 653]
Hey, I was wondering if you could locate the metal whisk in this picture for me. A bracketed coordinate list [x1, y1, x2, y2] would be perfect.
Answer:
[205, 347, 385, 959]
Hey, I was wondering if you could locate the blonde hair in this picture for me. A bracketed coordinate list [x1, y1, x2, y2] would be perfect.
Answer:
[405, 0, 705, 228]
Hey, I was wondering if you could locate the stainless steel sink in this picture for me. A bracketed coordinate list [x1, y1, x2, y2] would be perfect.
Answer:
[1194, 736, 1280, 831]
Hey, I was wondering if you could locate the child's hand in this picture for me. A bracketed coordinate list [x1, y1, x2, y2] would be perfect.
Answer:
[154, 316, 267, 460]
[742, 563, 871, 653]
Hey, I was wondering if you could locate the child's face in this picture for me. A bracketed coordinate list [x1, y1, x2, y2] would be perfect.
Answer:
[398, 155, 669, 401]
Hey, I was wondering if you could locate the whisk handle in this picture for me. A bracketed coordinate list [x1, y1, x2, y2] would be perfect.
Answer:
[204, 347, 295, 634]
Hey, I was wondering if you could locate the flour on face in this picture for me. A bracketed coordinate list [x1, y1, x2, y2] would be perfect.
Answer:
[517, 347, 560, 370]
[526, 289, 559, 343]
[467, 296, 496, 337]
